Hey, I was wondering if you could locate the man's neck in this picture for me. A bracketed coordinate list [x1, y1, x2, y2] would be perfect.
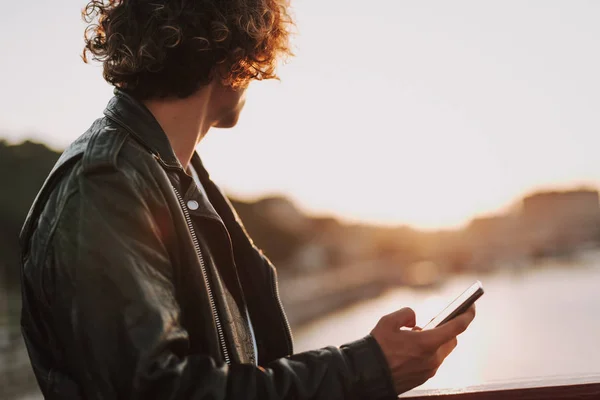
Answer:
[143, 86, 215, 169]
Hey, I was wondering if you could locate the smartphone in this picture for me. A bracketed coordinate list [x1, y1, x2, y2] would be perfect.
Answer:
[422, 281, 484, 330]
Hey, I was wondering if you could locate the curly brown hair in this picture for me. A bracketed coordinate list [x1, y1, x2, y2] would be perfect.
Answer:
[82, 0, 293, 99]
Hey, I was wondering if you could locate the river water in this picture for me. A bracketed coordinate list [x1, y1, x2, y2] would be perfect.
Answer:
[294, 260, 600, 393]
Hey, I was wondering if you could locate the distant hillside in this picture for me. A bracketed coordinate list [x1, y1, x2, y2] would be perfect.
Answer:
[229, 196, 311, 265]
[0, 140, 60, 285]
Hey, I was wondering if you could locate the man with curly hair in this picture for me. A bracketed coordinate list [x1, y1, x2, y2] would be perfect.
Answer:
[20, 1, 475, 399]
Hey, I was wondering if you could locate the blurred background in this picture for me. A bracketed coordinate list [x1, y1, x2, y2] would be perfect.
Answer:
[2, 0, 600, 398]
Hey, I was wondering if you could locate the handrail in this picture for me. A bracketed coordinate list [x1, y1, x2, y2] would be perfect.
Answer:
[401, 375, 600, 400]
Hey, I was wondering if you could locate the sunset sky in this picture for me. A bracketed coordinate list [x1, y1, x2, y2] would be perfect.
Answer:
[1, 1, 599, 230]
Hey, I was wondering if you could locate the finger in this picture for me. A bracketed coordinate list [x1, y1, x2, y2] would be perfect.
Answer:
[419, 305, 476, 347]
[382, 307, 416, 330]
[437, 305, 475, 337]
[412, 326, 423, 332]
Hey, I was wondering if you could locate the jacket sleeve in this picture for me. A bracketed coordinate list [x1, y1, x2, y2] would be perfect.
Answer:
[50, 168, 397, 400]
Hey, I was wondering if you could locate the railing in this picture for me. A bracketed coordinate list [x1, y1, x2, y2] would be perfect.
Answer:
[402, 375, 600, 400]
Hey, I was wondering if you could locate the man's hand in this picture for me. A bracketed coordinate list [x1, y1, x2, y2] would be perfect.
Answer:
[371, 306, 476, 395]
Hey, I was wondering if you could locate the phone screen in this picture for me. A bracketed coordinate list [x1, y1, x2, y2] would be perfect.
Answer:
[423, 281, 484, 330]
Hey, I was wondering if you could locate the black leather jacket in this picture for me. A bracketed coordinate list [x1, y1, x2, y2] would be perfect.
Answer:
[19, 90, 396, 400]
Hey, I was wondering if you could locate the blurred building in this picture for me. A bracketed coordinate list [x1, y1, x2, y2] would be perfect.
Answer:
[520, 190, 600, 257]
[462, 214, 523, 271]
[289, 219, 380, 272]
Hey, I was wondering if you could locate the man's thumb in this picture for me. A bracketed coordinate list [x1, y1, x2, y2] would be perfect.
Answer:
[382, 307, 416, 330]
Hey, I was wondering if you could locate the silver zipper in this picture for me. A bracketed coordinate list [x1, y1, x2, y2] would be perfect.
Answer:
[172, 187, 231, 365]
[269, 267, 294, 353]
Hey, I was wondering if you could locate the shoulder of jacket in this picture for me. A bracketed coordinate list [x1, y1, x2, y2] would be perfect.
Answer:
[20, 118, 155, 247]
[80, 119, 131, 175]
[81, 118, 160, 179]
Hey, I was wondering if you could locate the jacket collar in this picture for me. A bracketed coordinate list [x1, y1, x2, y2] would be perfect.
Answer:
[104, 90, 225, 223]
[103, 89, 182, 169]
